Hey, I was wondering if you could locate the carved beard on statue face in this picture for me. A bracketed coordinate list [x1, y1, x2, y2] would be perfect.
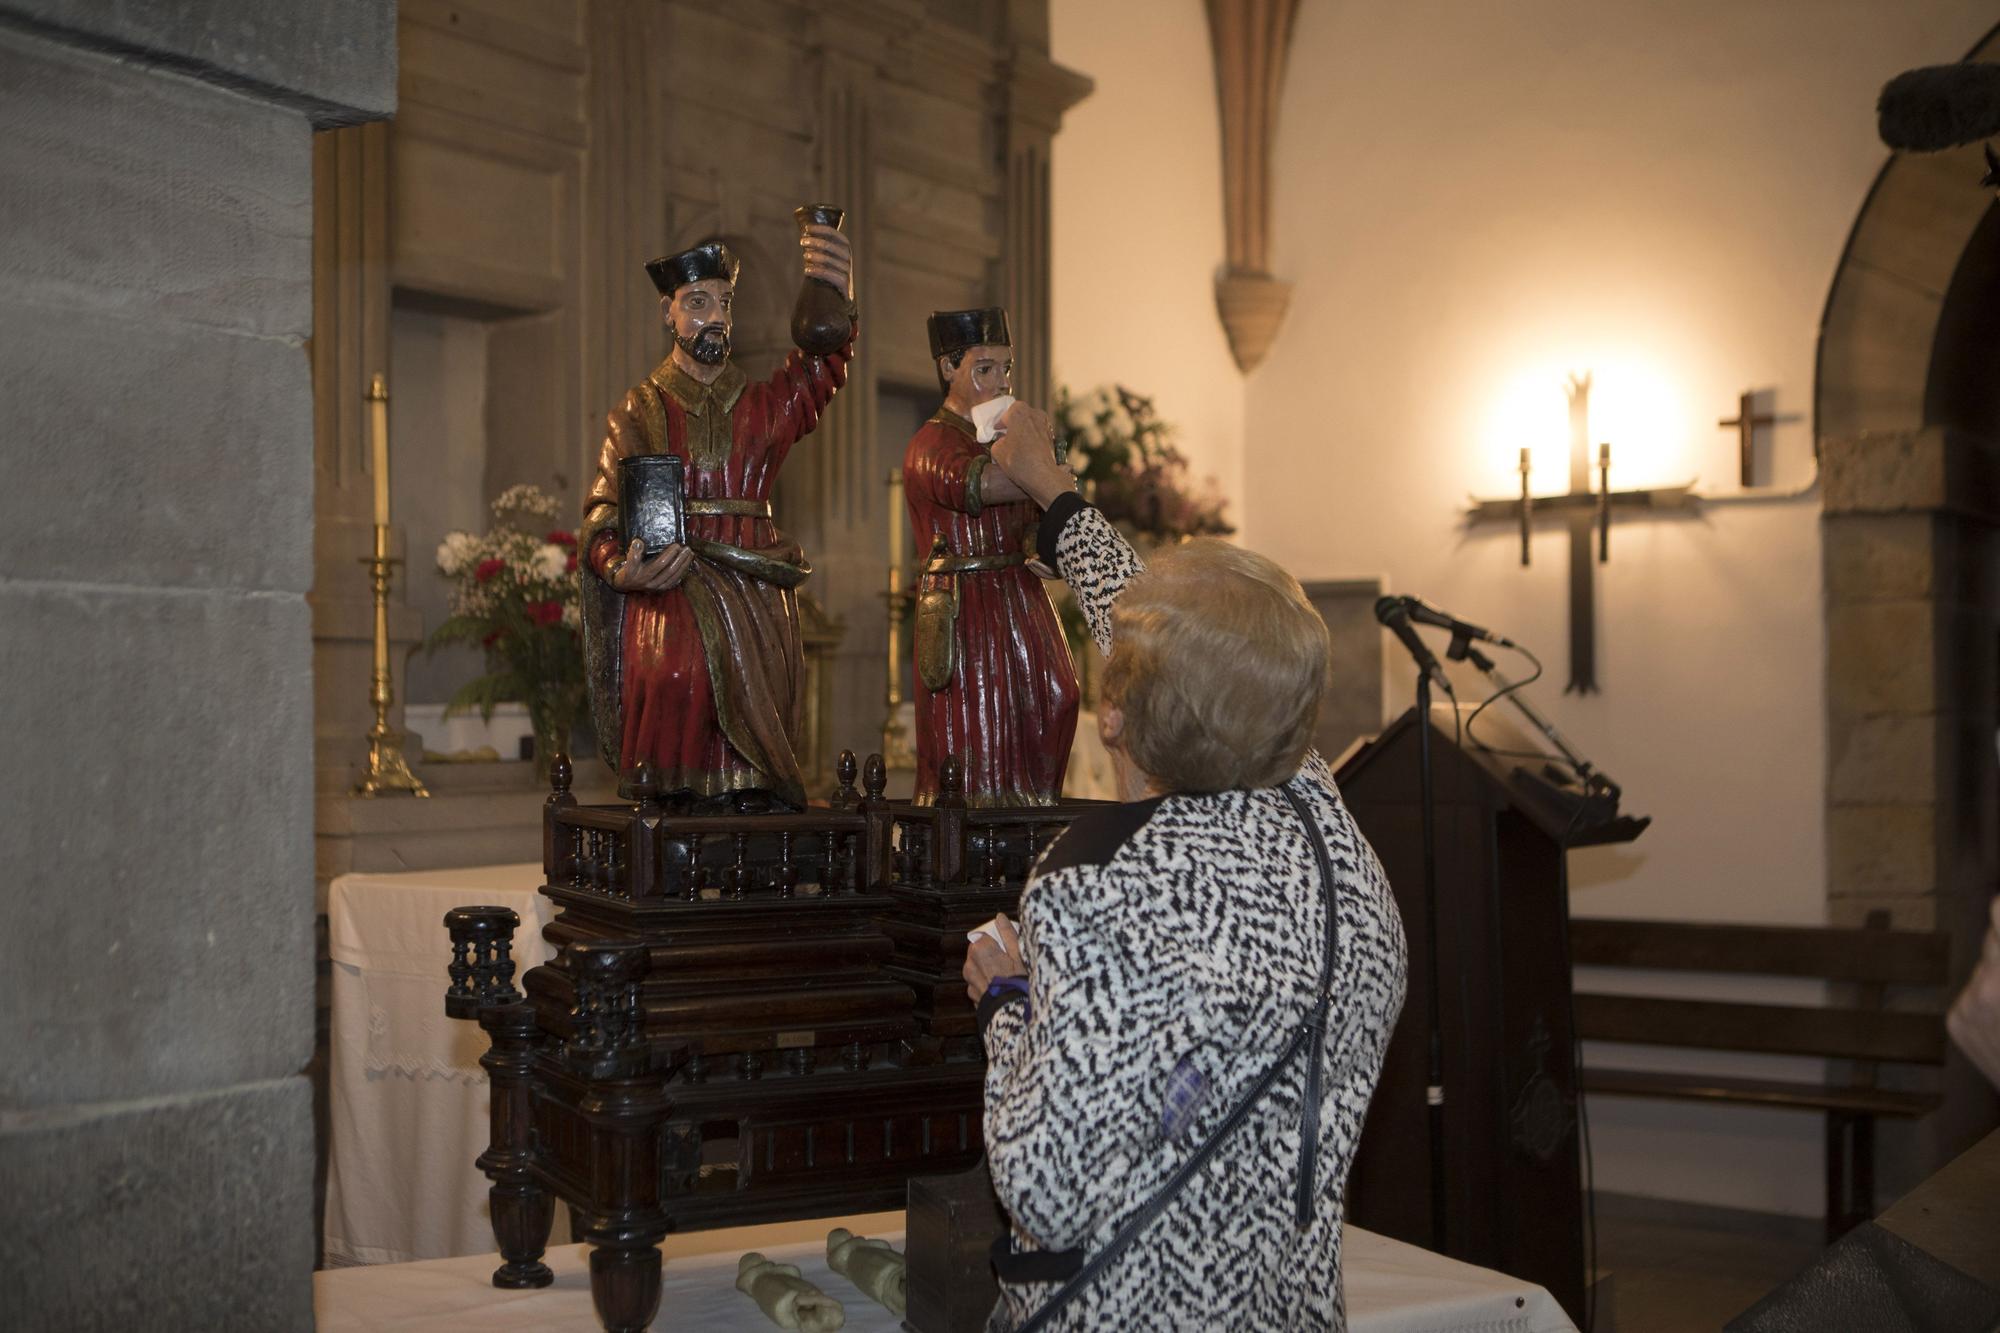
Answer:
[677, 325, 731, 366]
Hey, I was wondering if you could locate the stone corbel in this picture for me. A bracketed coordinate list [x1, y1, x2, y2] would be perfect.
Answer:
[1206, 0, 1301, 374]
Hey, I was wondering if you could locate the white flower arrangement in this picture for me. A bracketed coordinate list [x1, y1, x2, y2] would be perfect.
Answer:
[423, 484, 586, 774]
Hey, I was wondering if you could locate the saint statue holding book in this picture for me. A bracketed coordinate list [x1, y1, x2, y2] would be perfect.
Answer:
[903, 307, 1080, 806]
[580, 221, 855, 808]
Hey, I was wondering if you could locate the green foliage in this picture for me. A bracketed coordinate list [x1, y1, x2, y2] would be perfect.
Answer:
[1056, 384, 1234, 545]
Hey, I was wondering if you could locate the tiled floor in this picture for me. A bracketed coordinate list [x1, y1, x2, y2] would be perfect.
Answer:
[1589, 1195, 1823, 1333]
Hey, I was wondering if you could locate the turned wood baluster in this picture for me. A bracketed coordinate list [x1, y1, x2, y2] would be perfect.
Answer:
[861, 752, 892, 890]
[821, 827, 840, 894]
[543, 754, 576, 884]
[686, 832, 705, 902]
[729, 832, 750, 899]
[627, 767, 661, 901]
[480, 998, 555, 1291]
[565, 940, 650, 1080]
[983, 824, 1004, 891]
[567, 936, 666, 1333]
[439, 907, 553, 1290]
[443, 906, 523, 1018]
[447, 936, 474, 1012]
[777, 830, 797, 899]
[934, 755, 967, 887]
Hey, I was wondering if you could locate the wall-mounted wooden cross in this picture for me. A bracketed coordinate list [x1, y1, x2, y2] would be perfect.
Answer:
[1718, 389, 1802, 487]
[1465, 373, 1699, 694]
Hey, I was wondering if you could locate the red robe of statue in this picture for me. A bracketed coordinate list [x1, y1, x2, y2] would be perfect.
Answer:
[903, 408, 1080, 807]
[582, 339, 850, 806]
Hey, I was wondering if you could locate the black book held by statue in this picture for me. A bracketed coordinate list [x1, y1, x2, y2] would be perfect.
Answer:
[619, 454, 686, 557]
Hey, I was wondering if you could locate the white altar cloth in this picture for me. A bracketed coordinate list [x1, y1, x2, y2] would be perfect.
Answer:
[314, 1214, 1574, 1331]
[324, 862, 558, 1266]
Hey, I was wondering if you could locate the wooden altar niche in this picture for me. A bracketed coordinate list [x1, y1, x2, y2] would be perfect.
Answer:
[1335, 706, 1647, 1325]
[443, 751, 1100, 1333]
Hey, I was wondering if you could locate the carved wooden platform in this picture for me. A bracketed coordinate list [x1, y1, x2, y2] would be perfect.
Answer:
[443, 751, 1100, 1333]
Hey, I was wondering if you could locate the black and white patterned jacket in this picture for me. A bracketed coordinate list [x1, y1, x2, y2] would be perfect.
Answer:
[978, 497, 1409, 1332]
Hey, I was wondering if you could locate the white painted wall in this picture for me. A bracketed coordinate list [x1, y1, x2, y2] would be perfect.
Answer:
[1050, 0, 1246, 523]
[1053, 0, 1995, 1217]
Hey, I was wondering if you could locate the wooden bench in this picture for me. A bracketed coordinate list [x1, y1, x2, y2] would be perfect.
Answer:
[1569, 911, 1950, 1240]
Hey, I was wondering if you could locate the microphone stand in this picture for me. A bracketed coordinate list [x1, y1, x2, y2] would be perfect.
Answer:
[1446, 636, 1620, 799]
[1389, 652, 1451, 1256]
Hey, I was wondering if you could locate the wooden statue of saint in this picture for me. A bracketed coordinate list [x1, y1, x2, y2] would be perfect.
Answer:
[902, 308, 1080, 807]
[580, 228, 855, 809]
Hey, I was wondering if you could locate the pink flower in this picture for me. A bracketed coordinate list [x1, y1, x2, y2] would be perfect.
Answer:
[545, 530, 576, 547]
[474, 558, 505, 583]
[528, 600, 563, 628]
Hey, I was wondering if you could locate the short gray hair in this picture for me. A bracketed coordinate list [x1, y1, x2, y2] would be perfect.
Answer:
[1102, 539, 1329, 792]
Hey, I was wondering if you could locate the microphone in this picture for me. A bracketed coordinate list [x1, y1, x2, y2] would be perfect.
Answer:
[1878, 63, 2000, 151]
[1399, 597, 1517, 650]
[1374, 596, 1450, 688]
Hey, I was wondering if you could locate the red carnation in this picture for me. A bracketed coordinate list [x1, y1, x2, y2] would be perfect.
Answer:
[566, 552, 579, 571]
[545, 530, 576, 547]
[528, 600, 563, 628]
[474, 557, 505, 583]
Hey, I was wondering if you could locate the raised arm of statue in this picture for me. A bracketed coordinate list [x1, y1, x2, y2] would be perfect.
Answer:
[757, 334, 855, 461]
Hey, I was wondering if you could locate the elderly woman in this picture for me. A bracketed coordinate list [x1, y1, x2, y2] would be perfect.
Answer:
[961, 406, 1408, 1332]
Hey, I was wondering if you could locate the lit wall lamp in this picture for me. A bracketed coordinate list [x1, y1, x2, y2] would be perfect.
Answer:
[1465, 373, 1699, 694]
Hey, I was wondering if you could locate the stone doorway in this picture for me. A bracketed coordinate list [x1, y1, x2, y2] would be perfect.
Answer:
[1816, 21, 2000, 1191]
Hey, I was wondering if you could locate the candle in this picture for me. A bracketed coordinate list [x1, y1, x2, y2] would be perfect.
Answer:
[368, 373, 391, 527]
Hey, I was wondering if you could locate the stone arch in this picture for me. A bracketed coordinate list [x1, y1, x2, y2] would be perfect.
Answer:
[1816, 22, 2000, 439]
[1814, 21, 2000, 1190]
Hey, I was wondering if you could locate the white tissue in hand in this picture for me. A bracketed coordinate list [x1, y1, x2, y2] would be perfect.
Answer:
[966, 917, 1008, 953]
[827, 1227, 907, 1316]
[970, 394, 1016, 444]
[735, 1252, 846, 1331]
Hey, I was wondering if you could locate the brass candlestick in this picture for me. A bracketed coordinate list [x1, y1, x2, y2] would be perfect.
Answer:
[354, 374, 429, 798]
[355, 523, 429, 797]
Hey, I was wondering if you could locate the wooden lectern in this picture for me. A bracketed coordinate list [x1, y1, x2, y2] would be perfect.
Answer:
[1335, 705, 1647, 1324]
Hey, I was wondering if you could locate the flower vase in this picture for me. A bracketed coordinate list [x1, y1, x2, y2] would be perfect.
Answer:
[527, 697, 572, 781]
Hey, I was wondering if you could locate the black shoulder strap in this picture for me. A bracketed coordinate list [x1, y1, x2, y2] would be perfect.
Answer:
[1011, 781, 1340, 1332]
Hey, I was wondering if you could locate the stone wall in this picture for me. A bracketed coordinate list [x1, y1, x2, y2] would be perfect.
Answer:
[0, 3, 391, 1328]
[1822, 426, 2000, 1188]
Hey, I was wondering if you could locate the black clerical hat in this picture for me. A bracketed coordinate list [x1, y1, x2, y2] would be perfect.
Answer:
[645, 241, 741, 296]
[927, 307, 1011, 360]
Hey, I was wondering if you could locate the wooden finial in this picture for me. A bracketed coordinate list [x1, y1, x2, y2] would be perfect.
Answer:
[864, 753, 887, 799]
[940, 754, 963, 797]
[551, 752, 573, 795]
[838, 749, 858, 793]
[629, 762, 658, 808]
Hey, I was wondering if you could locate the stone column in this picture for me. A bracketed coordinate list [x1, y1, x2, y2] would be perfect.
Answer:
[1822, 425, 2000, 1191]
[0, 3, 393, 1329]
[999, 12, 1093, 413]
